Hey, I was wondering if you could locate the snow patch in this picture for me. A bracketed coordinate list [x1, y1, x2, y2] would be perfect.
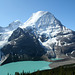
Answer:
[71, 51, 75, 54]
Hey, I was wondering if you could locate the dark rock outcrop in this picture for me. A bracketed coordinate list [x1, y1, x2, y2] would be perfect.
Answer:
[1, 28, 46, 64]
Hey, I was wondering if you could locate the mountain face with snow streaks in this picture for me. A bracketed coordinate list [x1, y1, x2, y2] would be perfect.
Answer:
[0, 11, 75, 64]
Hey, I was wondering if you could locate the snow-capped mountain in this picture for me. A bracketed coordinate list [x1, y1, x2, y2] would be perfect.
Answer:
[0, 11, 75, 64]
[0, 20, 22, 49]
[0, 20, 22, 60]
[20, 11, 75, 57]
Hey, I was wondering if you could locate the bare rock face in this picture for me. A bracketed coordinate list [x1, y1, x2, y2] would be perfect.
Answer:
[1, 27, 46, 64]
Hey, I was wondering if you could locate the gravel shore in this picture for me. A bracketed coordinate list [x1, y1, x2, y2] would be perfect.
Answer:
[49, 57, 75, 69]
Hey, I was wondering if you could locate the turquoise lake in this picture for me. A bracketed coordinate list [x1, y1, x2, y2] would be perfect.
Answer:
[0, 61, 52, 75]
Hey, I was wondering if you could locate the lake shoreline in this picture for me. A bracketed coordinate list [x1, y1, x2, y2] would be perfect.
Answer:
[0, 61, 51, 75]
[49, 57, 75, 69]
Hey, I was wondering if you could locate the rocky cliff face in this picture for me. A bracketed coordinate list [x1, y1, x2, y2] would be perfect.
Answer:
[0, 11, 75, 64]
[1, 27, 46, 63]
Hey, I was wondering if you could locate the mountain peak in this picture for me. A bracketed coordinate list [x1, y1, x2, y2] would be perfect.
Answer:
[14, 20, 21, 23]
[9, 20, 22, 26]
[7, 20, 23, 30]
[32, 11, 49, 16]
[20, 11, 53, 28]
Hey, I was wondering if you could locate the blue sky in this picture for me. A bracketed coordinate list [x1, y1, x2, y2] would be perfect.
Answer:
[0, 0, 75, 30]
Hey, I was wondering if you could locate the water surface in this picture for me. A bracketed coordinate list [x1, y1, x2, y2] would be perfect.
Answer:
[0, 61, 51, 75]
